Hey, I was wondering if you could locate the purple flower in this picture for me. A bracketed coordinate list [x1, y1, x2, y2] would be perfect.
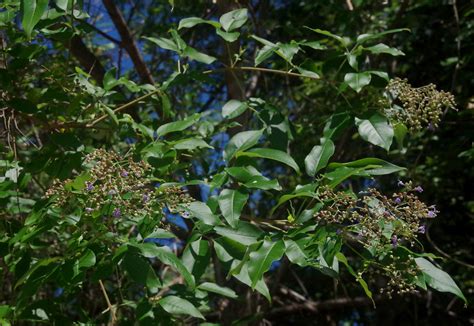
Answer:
[112, 208, 121, 218]
[108, 189, 117, 196]
[85, 207, 94, 213]
[120, 170, 128, 177]
[142, 194, 150, 203]
[418, 225, 426, 234]
[85, 182, 94, 191]
[394, 197, 402, 204]
[427, 206, 439, 218]
[391, 235, 398, 248]
[414, 186, 423, 193]
[397, 180, 405, 187]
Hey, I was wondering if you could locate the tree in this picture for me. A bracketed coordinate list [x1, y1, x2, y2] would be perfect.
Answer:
[0, 0, 472, 324]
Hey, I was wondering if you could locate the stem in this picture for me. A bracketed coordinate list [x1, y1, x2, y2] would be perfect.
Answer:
[87, 89, 161, 127]
[99, 279, 117, 324]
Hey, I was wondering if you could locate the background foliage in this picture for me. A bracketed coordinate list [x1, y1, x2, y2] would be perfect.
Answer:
[0, 0, 473, 325]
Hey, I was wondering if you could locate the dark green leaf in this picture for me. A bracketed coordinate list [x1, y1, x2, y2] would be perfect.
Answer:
[158, 295, 204, 319]
[218, 189, 249, 228]
[355, 113, 394, 151]
[304, 139, 335, 176]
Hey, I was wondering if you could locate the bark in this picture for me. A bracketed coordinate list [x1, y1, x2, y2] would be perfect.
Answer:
[102, 0, 155, 85]
[67, 35, 106, 85]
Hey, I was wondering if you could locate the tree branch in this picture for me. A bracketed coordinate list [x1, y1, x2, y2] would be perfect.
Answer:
[102, 0, 155, 85]
[67, 35, 105, 84]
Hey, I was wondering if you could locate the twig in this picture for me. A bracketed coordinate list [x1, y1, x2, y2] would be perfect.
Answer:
[99, 279, 117, 325]
[426, 226, 474, 269]
[87, 89, 161, 127]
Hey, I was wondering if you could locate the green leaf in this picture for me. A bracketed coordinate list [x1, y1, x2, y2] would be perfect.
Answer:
[306, 27, 348, 47]
[248, 239, 285, 287]
[218, 189, 249, 228]
[172, 138, 213, 150]
[133, 243, 195, 288]
[178, 17, 220, 30]
[222, 99, 248, 119]
[236, 148, 300, 173]
[21, 0, 48, 38]
[219, 8, 248, 32]
[393, 123, 408, 148]
[415, 258, 467, 303]
[356, 28, 410, 44]
[158, 296, 205, 320]
[197, 282, 238, 299]
[78, 249, 96, 269]
[243, 178, 281, 191]
[323, 167, 365, 188]
[182, 239, 210, 281]
[255, 44, 277, 66]
[365, 43, 405, 56]
[183, 46, 217, 64]
[355, 113, 394, 151]
[327, 158, 405, 176]
[337, 253, 373, 301]
[122, 252, 161, 293]
[145, 228, 176, 239]
[284, 239, 308, 266]
[143, 36, 178, 52]
[156, 113, 201, 137]
[215, 221, 263, 246]
[233, 262, 271, 302]
[216, 29, 240, 42]
[224, 129, 264, 162]
[344, 72, 372, 93]
[187, 201, 220, 226]
[304, 139, 335, 176]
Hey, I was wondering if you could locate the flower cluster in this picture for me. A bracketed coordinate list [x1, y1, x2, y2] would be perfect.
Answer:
[385, 78, 456, 132]
[315, 182, 435, 250]
[45, 149, 192, 222]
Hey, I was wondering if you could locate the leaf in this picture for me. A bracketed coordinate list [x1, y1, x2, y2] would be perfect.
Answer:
[219, 8, 248, 32]
[233, 262, 271, 302]
[323, 167, 365, 188]
[327, 158, 405, 176]
[336, 253, 373, 301]
[236, 148, 300, 173]
[222, 100, 248, 119]
[255, 44, 277, 66]
[216, 29, 240, 42]
[143, 36, 178, 52]
[278, 42, 299, 63]
[183, 46, 217, 64]
[187, 201, 220, 226]
[355, 113, 394, 151]
[197, 282, 238, 299]
[218, 189, 249, 228]
[304, 139, 335, 176]
[344, 72, 372, 93]
[243, 178, 281, 191]
[284, 239, 308, 266]
[224, 129, 264, 162]
[178, 17, 220, 30]
[365, 43, 405, 56]
[145, 228, 176, 239]
[248, 239, 285, 287]
[122, 252, 161, 293]
[21, 0, 49, 38]
[215, 221, 263, 246]
[356, 28, 410, 44]
[78, 249, 96, 269]
[133, 243, 195, 288]
[301, 41, 327, 50]
[415, 258, 467, 303]
[158, 296, 205, 320]
[296, 67, 320, 79]
[156, 113, 201, 137]
[172, 138, 213, 150]
[306, 27, 348, 47]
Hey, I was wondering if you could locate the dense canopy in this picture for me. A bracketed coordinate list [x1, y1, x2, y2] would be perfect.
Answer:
[0, 0, 473, 324]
